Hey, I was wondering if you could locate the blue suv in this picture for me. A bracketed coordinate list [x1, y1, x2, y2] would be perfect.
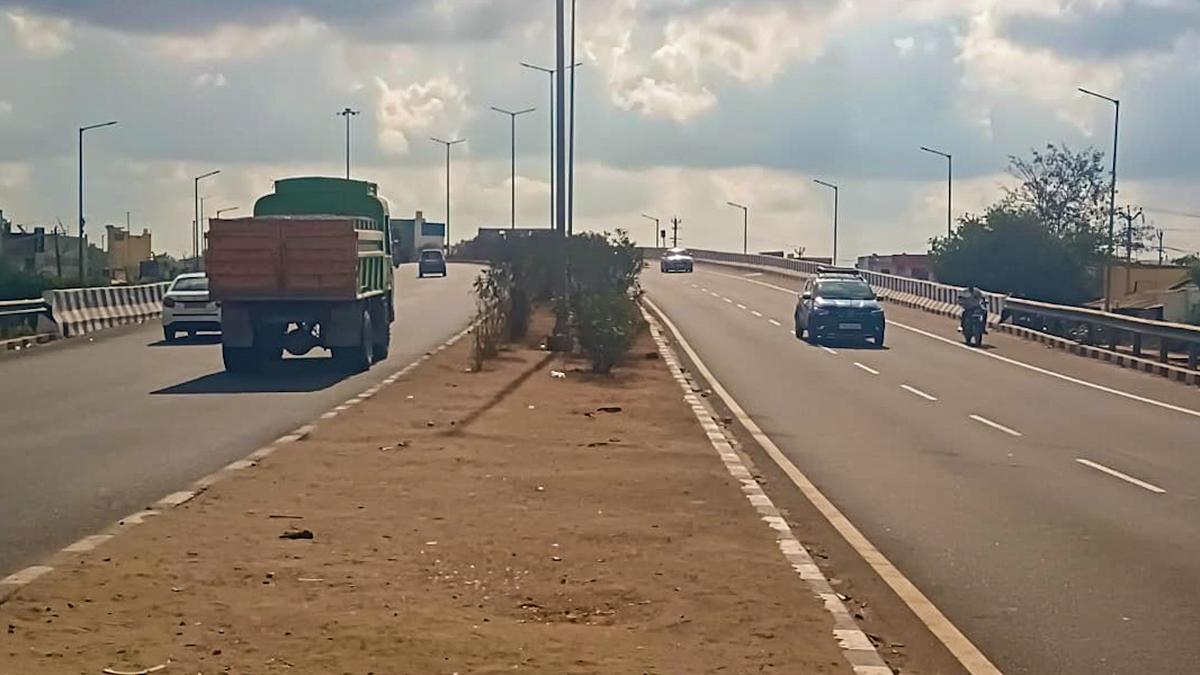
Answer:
[794, 269, 885, 347]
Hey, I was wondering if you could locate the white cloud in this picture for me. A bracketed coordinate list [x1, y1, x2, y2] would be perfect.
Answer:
[589, 1, 836, 122]
[6, 10, 72, 56]
[0, 100, 12, 114]
[192, 72, 227, 88]
[894, 36, 916, 57]
[375, 76, 470, 155]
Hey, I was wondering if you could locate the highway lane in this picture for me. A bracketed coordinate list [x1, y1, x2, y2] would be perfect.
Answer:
[0, 264, 479, 577]
[645, 265, 1200, 675]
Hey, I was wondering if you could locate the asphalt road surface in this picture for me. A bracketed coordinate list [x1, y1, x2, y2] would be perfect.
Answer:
[0, 264, 478, 577]
[645, 263, 1200, 675]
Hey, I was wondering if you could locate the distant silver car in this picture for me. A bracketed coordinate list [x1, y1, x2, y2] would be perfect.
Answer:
[161, 272, 220, 342]
[660, 247, 694, 273]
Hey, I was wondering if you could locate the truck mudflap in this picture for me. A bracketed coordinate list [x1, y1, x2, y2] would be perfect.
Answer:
[220, 304, 255, 348]
[325, 300, 366, 348]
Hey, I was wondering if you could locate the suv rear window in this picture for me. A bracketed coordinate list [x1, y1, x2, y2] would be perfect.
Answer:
[420, 250, 443, 260]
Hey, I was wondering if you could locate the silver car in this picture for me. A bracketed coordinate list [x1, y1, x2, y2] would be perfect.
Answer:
[660, 247, 694, 273]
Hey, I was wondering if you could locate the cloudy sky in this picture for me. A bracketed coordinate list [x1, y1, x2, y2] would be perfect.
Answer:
[1, 0, 1199, 263]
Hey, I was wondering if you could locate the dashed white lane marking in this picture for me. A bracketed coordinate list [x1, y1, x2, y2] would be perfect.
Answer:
[820, 346, 838, 355]
[709, 291, 720, 297]
[768, 319, 782, 327]
[699, 267, 1200, 422]
[642, 296, 1002, 675]
[901, 384, 938, 402]
[690, 283, 699, 288]
[1076, 458, 1166, 494]
[722, 297, 733, 304]
[969, 414, 1023, 437]
[736, 303, 748, 310]
[751, 310, 763, 317]
[854, 362, 880, 376]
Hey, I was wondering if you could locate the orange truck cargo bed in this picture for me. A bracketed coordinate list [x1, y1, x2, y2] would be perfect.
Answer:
[208, 216, 364, 301]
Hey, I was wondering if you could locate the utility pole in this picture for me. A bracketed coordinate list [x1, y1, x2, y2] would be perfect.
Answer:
[490, 106, 536, 229]
[54, 218, 64, 279]
[337, 108, 360, 180]
[567, 0, 577, 236]
[1117, 205, 1144, 262]
[1157, 229, 1165, 265]
[554, 0, 568, 237]
[641, 214, 659, 248]
[670, 217, 681, 247]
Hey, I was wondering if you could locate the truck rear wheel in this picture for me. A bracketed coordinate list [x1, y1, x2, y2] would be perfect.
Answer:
[332, 310, 374, 373]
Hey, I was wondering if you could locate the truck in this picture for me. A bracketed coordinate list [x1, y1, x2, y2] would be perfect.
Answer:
[207, 177, 394, 373]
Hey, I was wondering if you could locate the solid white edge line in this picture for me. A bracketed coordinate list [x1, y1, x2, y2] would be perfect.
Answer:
[699, 267, 1200, 421]
[642, 295, 1004, 675]
[968, 414, 1023, 437]
[1075, 458, 1166, 494]
[854, 362, 880, 376]
[901, 384, 938, 402]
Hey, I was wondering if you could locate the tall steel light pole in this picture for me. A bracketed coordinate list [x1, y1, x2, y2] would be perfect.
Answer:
[79, 120, 118, 284]
[641, 213, 660, 248]
[726, 201, 749, 254]
[193, 169, 219, 268]
[1079, 87, 1120, 313]
[554, 0, 568, 237]
[491, 106, 537, 229]
[430, 137, 466, 249]
[520, 61, 581, 230]
[215, 206, 239, 219]
[813, 179, 839, 265]
[568, 0, 578, 236]
[920, 146, 953, 237]
[337, 108, 360, 180]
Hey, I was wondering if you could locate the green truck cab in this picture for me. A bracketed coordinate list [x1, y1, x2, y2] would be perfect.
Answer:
[207, 177, 395, 373]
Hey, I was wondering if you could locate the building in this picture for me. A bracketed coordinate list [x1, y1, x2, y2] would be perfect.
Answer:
[1087, 262, 1196, 321]
[857, 253, 933, 280]
[1, 221, 100, 280]
[105, 225, 153, 283]
[390, 211, 446, 263]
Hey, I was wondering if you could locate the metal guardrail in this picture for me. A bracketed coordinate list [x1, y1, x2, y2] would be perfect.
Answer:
[646, 248, 1200, 370]
[0, 298, 48, 319]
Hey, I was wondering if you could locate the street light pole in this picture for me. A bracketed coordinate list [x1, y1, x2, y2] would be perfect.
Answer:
[521, 61, 581, 230]
[337, 108, 360, 180]
[79, 120, 118, 284]
[641, 213, 660, 248]
[491, 106, 537, 229]
[216, 207, 239, 219]
[726, 201, 748, 254]
[193, 169, 220, 270]
[430, 137, 466, 249]
[813, 179, 839, 265]
[555, 0, 567, 237]
[1079, 87, 1120, 313]
[920, 146, 953, 237]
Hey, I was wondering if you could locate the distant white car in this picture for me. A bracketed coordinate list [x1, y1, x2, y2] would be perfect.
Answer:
[161, 272, 220, 342]
[660, 247, 694, 273]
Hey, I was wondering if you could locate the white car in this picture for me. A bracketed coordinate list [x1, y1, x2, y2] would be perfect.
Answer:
[660, 247, 694, 273]
[161, 272, 221, 341]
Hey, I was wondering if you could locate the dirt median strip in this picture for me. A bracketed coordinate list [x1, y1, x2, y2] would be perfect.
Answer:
[0, 326, 853, 674]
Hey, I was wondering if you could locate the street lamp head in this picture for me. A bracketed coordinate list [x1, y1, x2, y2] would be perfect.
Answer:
[641, 213, 658, 222]
[195, 169, 220, 181]
[1078, 87, 1118, 105]
[81, 120, 118, 132]
[431, 137, 466, 147]
[726, 201, 747, 210]
[813, 178, 838, 190]
[920, 146, 951, 159]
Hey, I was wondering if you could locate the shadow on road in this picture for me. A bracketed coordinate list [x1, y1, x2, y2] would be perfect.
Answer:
[148, 334, 222, 348]
[151, 358, 352, 395]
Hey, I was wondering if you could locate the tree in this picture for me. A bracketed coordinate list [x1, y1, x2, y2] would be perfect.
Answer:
[931, 206, 1096, 305]
[1003, 144, 1111, 259]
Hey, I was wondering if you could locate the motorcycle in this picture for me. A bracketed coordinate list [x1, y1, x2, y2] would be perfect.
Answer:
[962, 306, 986, 347]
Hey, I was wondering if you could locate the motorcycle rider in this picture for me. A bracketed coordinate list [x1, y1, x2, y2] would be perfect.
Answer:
[958, 285, 987, 334]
